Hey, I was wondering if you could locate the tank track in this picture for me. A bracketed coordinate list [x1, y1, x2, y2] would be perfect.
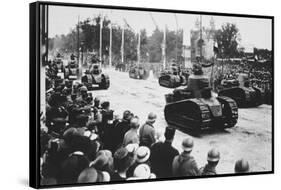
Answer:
[164, 98, 212, 131]
[217, 96, 238, 128]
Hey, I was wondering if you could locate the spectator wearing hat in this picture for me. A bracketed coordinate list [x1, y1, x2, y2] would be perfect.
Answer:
[89, 150, 114, 175]
[98, 101, 112, 137]
[150, 127, 179, 178]
[111, 147, 135, 181]
[113, 110, 134, 152]
[77, 167, 110, 183]
[234, 158, 250, 173]
[127, 146, 151, 177]
[199, 148, 220, 176]
[100, 110, 116, 151]
[172, 137, 200, 177]
[125, 143, 139, 156]
[139, 112, 157, 147]
[123, 117, 140, 147]
[132, 164, 155, 179]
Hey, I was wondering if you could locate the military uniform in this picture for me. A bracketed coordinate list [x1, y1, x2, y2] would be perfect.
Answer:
[172, 152, 200, 177]
[139, 121, 156, 147]
[150, 141, 179, 178]
[199, 164, 217, 176]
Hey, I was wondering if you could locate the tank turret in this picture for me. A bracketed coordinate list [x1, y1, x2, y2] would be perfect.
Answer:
[218, 73, 262, 107]
[164, 63, 238, 134]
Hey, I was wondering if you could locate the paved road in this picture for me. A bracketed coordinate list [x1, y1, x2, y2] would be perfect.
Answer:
[89, 68, 272, 174]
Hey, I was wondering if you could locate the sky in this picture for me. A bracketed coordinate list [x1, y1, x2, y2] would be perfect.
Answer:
[48, 5, 272, 50]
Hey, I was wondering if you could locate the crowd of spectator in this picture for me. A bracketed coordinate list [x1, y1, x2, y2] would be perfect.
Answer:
[40, 60, 251, 185]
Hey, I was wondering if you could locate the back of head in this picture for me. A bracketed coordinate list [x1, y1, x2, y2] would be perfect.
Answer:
[147, 112, 157, 123]
[123, 110, 133, 121]
[130, 117, 140, 129]
[114, 147, 134, 172]
[207, 148, 220, 166]
[133, 164, 151, 179]
[77, 167, 98, 183]
[59, 153, 89, 184]
[101, 101, 110, 110]
[164, 126, 176, 141]
[136, 146, 150, 164]
[234, 159, 250, 173]
[182, 137, 194, 153]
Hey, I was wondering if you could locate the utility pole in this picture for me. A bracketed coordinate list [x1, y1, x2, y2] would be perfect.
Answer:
[137, 31, 141, 65]
[121, 24, 124, 63]
[77, 15, 80, 67]
[109, 19, 112, 68]
[99, 16, 103, 67]
[199, 15, 203, 61]
[174, 14, 179, 63]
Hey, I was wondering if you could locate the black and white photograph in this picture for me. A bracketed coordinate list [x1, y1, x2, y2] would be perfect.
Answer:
[30, 1, 273, 188]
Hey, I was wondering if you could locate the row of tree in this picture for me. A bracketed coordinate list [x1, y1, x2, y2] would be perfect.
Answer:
[49, 15, 259, 64]
[48, 15, 184, 63]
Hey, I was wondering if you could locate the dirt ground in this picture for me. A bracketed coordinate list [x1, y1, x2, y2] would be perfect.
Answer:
[88, 68, 272, 174]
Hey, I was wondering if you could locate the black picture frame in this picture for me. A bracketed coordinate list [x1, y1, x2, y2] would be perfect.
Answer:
[30, 1, 274, 189]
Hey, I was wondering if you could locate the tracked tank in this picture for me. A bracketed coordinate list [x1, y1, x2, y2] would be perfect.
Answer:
[81, 63, 110, 90]
[129, 65, 149, 80]
[158, 64, 187, 88]
[164, 64, 238, 132]
[64, 60, 79, 80]
[218, 73, 262, 107]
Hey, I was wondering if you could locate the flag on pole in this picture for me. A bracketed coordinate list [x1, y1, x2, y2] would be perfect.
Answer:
[213, 41, 219, 56]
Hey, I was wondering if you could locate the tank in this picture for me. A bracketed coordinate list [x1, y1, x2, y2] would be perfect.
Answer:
[129, 65, 149, 80]
[164, 64, 238, 132]
[64, 60, 79, 80]
[158, 64, 187, 88]
[218, 73, 262, 107]
[81, 63, 110, 90]
[53, 57, 64, 79]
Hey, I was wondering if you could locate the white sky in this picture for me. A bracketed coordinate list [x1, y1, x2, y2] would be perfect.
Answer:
[49, 5, 272, 50]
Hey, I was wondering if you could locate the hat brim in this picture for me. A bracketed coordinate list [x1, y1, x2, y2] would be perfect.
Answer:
[182, 146, 193, 152]
[207, 157, 219, 162]
[147, 119, 156, 123]
[136, 152, 150, 163]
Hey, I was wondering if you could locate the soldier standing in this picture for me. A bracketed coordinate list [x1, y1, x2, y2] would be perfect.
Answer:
[172, 137, 200, 177]
[139, 112, 157, 148]
[199, 148, 220, 175]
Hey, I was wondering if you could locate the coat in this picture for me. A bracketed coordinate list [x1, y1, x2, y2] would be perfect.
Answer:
[139, 121, 156, 147]
[172, 152, 200, 177]
[150, 141, 179, 178]
[123, 129, 139, 146]
[199, 164, 217, 176]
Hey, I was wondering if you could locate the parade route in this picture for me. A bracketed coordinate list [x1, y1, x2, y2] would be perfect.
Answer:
[90, 68, 272, 174]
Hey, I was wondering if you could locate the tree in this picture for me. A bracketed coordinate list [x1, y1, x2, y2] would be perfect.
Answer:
[214, 23, 240, 59]
[148, 28, 163, 62]
[140, 29, 149, 62]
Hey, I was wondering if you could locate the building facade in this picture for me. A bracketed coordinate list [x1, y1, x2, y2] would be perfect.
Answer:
[190, 17, 217, 62]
